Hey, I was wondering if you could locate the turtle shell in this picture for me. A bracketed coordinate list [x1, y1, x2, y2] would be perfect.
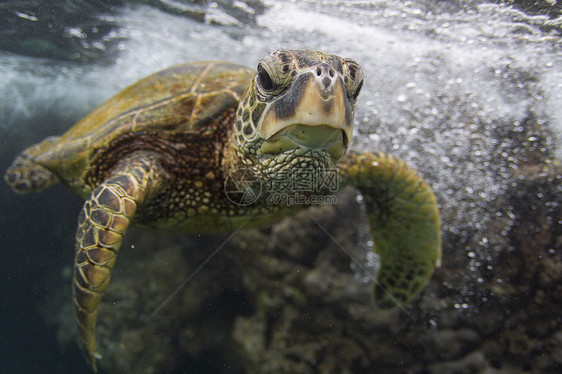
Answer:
[34, 61, 253, 195]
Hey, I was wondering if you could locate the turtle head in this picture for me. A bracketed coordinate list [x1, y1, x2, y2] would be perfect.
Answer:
[234, 50, 363, 172]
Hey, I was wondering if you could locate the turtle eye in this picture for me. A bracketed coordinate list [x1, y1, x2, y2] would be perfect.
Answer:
[257, 64, 275, 91]
[256, 50, 296, 97]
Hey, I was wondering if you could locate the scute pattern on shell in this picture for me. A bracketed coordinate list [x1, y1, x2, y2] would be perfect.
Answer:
[32, 61, 254, 194]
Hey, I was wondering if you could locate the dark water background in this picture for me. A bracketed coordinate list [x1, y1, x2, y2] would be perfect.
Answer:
[1, 1, 560, 373]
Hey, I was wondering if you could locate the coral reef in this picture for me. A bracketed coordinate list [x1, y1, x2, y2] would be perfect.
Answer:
[230, 165, 561, 374]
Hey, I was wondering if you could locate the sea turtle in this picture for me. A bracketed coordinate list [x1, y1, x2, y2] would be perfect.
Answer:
[5, 50, 441, 371]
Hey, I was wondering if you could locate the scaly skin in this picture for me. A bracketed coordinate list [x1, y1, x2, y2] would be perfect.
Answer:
[4, 137, 61, 193]
[73, 154, 161, 371]
[339, 151, 441, 308]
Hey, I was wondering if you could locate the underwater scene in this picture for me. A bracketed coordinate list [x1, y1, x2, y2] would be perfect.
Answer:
[0, 0, 560, 373]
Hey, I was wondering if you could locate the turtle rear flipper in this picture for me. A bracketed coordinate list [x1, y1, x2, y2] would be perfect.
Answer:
[340, 151, 441, 309]
[4, 137, 61, 193]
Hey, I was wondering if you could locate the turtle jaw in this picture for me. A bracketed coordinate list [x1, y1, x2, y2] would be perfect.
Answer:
[259, 124, 347, 162]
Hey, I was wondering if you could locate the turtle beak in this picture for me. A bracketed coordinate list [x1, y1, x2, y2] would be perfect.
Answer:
[257, 66, 354, 158]
[260, 124, 347, 161]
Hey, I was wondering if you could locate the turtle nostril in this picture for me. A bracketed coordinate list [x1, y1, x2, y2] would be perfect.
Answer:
[329, 69, 335, 78]
[316, 67, 322, 76]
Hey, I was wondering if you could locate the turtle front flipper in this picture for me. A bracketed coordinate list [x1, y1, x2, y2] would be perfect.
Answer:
[339, 151, 441, 309]
[73, 154, 161, 372]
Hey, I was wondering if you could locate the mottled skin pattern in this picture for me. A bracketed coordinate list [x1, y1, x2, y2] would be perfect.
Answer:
[4, 50, 440, 372]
